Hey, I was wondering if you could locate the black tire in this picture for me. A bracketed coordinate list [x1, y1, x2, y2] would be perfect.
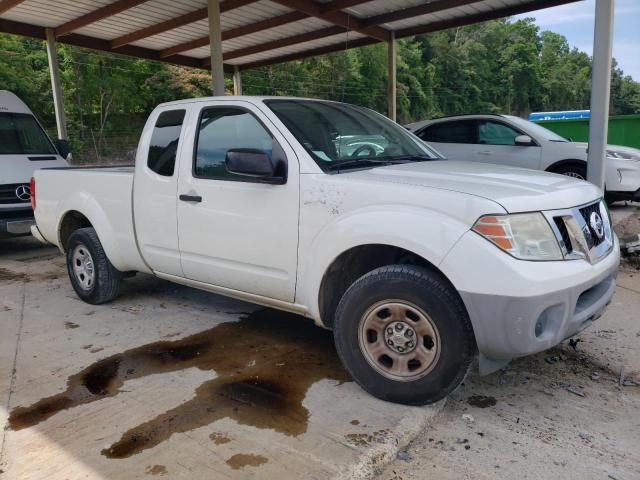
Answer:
[552, 163, 587, 180]
[333, 265, 476, 405]
[66, 227, 122, 305]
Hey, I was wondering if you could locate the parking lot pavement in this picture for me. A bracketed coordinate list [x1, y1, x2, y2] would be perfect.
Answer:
[0, 237, 440, 480]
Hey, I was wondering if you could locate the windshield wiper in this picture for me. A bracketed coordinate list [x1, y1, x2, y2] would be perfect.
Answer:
[326, 155, 431, 172]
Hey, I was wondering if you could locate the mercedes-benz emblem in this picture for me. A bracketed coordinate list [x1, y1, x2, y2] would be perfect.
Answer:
[15, 184, 31, 202]
[589, 211, 605, 240]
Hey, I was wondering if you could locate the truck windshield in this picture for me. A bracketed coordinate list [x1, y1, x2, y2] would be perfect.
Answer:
[265, 99, 440, 171]
[0, 112, 58, 155]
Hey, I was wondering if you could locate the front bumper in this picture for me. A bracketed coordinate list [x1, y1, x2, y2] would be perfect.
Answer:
[441, 231, 620, 374]
[0, 211, 35, 238]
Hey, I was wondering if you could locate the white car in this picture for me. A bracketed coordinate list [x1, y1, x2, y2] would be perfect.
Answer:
[31, 97, 619, 405]
[406, 114, 640, 204]
[0, 91, 69, 238]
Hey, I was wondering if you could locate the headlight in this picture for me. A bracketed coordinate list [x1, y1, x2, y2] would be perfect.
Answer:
[472, 213, 563, 261]
[607, 149, 640, 161]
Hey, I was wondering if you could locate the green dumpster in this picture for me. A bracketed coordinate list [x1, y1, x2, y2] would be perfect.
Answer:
[534, 114, 640, 149]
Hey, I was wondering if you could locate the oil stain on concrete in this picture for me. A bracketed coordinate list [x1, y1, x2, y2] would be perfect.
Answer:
[145, 465, 167, 476]
[209, 432, 232, 445]
[466, 395, 497, 408]
[9, 309, 350, 459]
[225, 453, 268, 470]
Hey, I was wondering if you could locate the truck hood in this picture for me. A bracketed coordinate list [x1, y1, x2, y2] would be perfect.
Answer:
[347, 160, 601, 213]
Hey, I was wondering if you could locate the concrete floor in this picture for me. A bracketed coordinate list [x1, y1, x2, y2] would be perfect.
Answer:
[1, 204, 638, 480]
[0, 237, 439, 480]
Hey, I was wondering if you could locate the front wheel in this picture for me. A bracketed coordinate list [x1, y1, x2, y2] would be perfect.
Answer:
[333, 265, 476, 405]
[66, 227, 122, 305]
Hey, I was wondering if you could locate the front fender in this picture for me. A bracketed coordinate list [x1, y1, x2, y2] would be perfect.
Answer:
[296, 204, 471, 321]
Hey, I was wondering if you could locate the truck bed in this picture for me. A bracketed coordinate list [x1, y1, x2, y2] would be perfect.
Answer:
[33, 166, 148, 273]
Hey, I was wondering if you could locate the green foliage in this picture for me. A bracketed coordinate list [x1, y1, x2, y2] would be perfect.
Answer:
[1, 17, 639, 163]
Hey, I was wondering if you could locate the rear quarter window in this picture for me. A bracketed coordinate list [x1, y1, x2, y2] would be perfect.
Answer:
[147, 110, 186, 176]
[419, 120, 477, 144]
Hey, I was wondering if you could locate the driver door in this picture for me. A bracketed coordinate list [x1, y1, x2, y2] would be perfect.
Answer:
[176, 100, 300, 302]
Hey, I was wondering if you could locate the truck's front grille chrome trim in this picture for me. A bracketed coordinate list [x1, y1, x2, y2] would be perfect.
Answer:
[544, 200, 613, 264]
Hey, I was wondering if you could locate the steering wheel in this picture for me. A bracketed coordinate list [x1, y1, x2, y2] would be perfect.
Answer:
[351, 144, 378, 158]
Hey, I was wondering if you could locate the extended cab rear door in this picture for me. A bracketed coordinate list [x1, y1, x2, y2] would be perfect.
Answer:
[133, 107, 187, 276]
[176, 99, 299, 302]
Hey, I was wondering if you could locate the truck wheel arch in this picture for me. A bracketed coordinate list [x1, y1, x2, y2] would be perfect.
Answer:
[59, 210, 92, 251]
[56, 206, 126, 271]
[317, 244, 461, 329]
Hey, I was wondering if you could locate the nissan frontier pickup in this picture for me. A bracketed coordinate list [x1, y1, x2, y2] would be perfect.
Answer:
[30, 97, 619, 405]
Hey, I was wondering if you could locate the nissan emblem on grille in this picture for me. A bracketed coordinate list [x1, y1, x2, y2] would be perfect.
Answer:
[15, 185, 31, 202]
[589, 211, 604, 240]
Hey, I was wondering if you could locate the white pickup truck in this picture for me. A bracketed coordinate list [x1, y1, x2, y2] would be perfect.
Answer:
[31, 96, 620, 405]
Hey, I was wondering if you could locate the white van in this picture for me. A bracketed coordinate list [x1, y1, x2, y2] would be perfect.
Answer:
[0, 91, 69, 238]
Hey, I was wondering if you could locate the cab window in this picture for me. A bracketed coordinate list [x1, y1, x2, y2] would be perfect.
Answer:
[147, 109, 185, 176]
[194, 107, 273, 180]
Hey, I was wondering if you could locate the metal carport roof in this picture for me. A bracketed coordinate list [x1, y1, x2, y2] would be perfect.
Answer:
[0, 0, 616, 191]
[0, 0, 579, 72]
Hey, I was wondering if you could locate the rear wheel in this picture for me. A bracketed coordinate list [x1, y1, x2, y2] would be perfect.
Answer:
[66, 227, 122, 304]
[333, 265, 476, 405]
[552, 163, 587, 180]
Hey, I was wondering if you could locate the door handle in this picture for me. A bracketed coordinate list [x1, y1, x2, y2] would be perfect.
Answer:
[179, 194, 202, 203]
[477, 151, 492, 156]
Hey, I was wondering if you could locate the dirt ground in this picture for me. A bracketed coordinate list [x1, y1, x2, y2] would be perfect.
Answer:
[378, 204, 640, 480]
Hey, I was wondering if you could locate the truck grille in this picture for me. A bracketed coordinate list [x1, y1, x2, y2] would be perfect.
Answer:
[0, 183, 31, 204]
[553, 217, 573, 254]
[579, 202, 606, 248]
[545, 200, 613, 264]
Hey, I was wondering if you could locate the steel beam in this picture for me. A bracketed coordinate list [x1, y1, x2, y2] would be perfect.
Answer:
[233, 65, 242, 95]
[587, 0, 615, 190]
[388, 30, 396, 122]
[209, 0, 226, 96]
[45, 28, 68, 140]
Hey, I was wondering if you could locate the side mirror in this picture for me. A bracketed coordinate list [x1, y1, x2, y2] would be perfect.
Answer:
[55, 139, 71, 160]
[514, 135, 534, 146]
[225, 148, 286, 184]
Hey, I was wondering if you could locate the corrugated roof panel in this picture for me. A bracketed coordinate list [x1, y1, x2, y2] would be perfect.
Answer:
[0, 0, 578, 69]
[131, 19, 210, 50]
[73, 0, 205, 40]
[344, 0, 424, 18]
[222, 17, 333, 50]
[134, 13, 333, 54]
[130, 0, 295, 50]
[381, 0, 524, 31]
[1, 0, 113, 28]
[224, 31, 366, 65]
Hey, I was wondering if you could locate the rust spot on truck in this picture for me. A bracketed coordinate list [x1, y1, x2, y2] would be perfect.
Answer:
[8, 309, 350, 458]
